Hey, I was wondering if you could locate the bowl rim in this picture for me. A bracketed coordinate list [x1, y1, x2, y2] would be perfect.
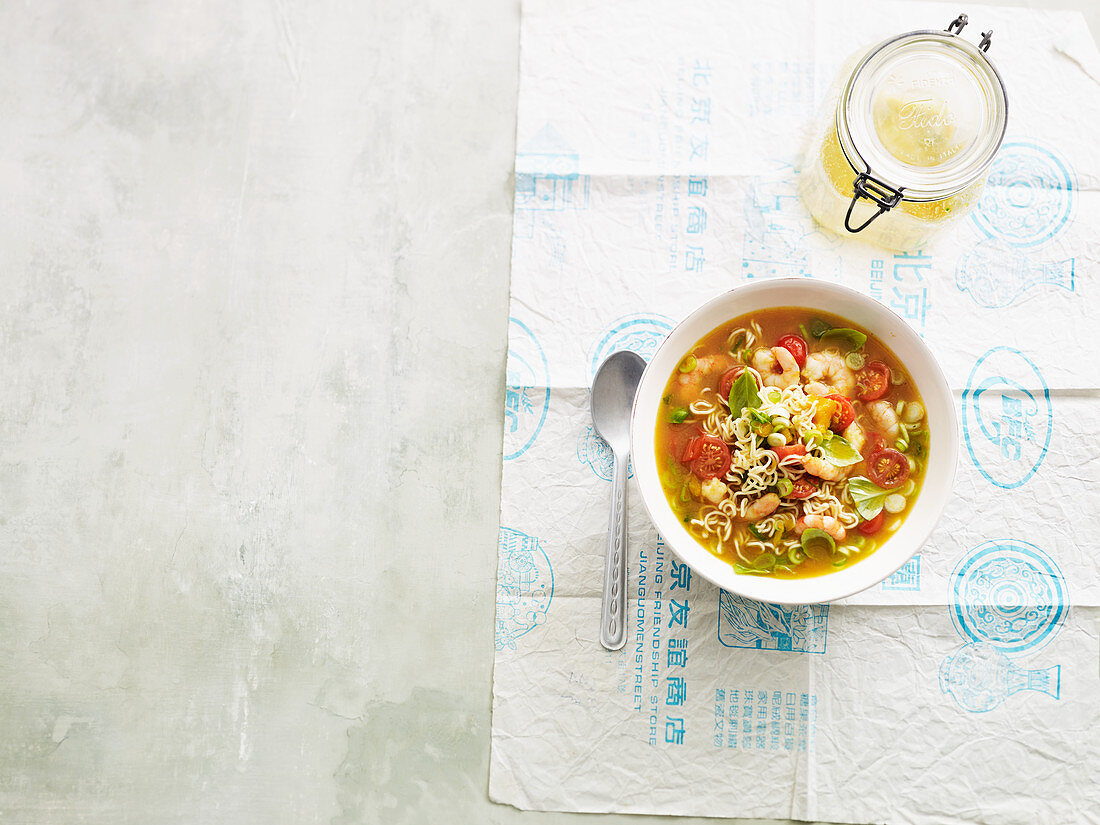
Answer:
[629, 279, 959, 605]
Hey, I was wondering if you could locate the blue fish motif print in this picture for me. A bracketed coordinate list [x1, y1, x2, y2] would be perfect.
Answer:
[940, 642, 1060, 713]
[955, 239, 1074, 309]
[717, 591, 828, 654]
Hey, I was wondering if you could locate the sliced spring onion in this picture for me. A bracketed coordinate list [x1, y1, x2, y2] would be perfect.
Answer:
[845, 351, 867, 370]
[762, 386, 782, 404]
[832, 557, 849, 567]
[895, 435, 909, 452]
[850, 535, 866, 549]
[884, 493, 906, 514]
[679, 482, 691, 503]
[808, 318, 832, 338]
[741, 349, 752, 364]
[670, 408, 690, 423]
[820, 328, 868, 350]
[753, 553, 777, 571]
[902, 401, 925, 423]
[678, 354, 698, 373]
[748, 523, 769, 541]
[800, 528, 836, 560]
[787, 545, 805, 565]
[748, 408, 771, 425]
[890, 369, 907, 385]
[895, 399, 906, 415]
[776, 477, 794, 497]
[901, 479, 916, 497]
[767, 432, 787, 448]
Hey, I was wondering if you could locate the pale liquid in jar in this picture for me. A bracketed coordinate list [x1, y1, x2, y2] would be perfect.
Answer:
[800, 92, 984, 250]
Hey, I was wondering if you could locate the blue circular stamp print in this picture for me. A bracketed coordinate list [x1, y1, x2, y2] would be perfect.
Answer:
[577, 424, 633, 481]
[503, 317, 550, 461]
[950, 540, 1068, 656]
[588, 314, 674, 382]
[495, 528, 554, 651]
[971, 141, 1076, 249]
[961, 347, 1052, 490]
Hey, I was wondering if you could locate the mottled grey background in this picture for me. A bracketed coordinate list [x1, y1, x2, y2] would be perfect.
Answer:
[0, 2, 1094, 824]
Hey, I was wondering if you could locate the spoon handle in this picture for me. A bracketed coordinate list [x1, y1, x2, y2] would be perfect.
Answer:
[600, 451, 629, 650]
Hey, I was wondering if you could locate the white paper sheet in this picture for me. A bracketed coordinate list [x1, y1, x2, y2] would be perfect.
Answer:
[492, 2, 1100, 822]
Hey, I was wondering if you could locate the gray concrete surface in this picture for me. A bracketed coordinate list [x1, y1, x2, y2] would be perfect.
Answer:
[0, 1, 1095, 824]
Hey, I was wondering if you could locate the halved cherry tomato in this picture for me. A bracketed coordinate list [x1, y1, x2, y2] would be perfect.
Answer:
[863, 432, 886, 461]
[681, 435, 703, 463]
[867, 448, 910, 489]
[690, 435, 731, 480]
[717, 366, 747, 401]
[825, 393, 855, 432]
[856, 361, 890, 402]
[789, 477, 818, 499]
[776, 334, 808, 369]
[772, 443, 808, 461]
[858, 511, 884, 536]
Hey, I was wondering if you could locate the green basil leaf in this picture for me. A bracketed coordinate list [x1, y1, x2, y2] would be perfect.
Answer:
[808, 319, 832, 338]
[728, 369, 761, 418]
[819, 435, 862, 467]
[847, 475, 889, 520]
[820, 328, 868, 351]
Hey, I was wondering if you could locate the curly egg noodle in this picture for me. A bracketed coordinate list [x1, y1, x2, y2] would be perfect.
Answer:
[689, 379, 859, 566]
[656, 309, 929, 579]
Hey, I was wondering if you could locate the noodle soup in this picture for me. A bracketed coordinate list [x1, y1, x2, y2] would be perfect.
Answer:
[655, 308, 928, 579]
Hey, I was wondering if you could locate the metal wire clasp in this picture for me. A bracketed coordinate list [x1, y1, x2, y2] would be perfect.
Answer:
[946, 14, 968, 34]
[844, 173, 905, 234]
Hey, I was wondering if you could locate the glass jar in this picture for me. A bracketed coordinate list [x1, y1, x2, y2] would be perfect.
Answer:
[800, 14, 1008, 250]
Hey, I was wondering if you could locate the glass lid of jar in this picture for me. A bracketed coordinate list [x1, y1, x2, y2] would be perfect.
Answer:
[837, 23, 1008, 202]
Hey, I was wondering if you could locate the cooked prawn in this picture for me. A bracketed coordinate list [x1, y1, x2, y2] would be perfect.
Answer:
[795, 514, 847, 542]
[842, 420, 865, 454]
[700, 478, 728, 504]
[741, 493, 780, 522]
[802, 351, 856, 397]
[677, 353, 736, 390]
[801, 454, 849, 481]
[866, 400, 901, 440]
[751, 346, 800, 389]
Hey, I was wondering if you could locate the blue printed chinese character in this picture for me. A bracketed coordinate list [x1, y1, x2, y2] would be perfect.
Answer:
[667, 676, 687, 706]
[665, 716, 686, 745]
[688, 176, 708, 197]
[684, 245, 705, 272]
[670, 559, 692, 591]
[667, 638, 688, 667]
[669, 599, 690, 629]
[692, 59, 712, 88]
[689, 136, 709, 162]
[686, 206, 707, 235]
[691, 97, 712, 125]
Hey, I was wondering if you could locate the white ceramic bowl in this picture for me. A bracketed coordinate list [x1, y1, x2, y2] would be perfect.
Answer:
[631, 279, 958, 605]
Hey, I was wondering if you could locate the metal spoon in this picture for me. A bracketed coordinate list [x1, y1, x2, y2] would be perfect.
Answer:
[590, 350, 646, 650]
